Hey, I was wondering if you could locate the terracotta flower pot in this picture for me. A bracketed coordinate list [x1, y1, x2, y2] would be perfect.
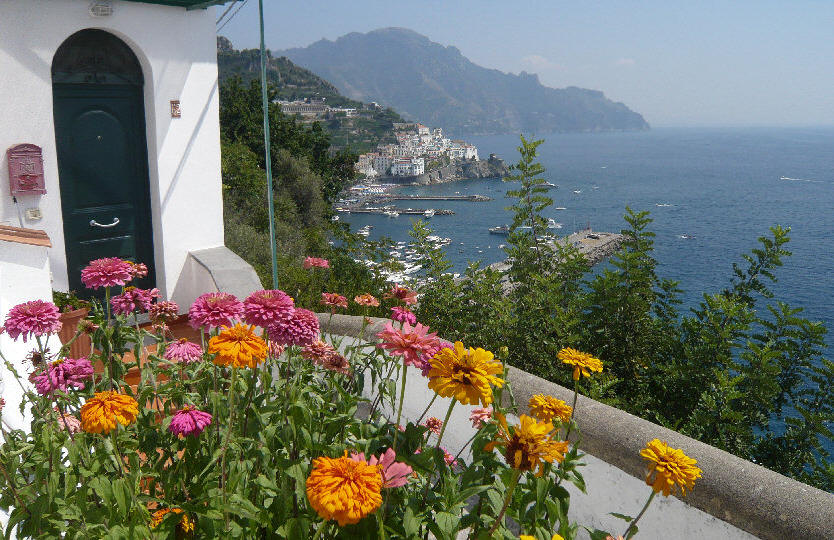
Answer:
[58, 307, 92, 359]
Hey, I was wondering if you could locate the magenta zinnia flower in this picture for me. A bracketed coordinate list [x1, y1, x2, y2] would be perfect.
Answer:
[188, 292, 244, 330]
[168, 406, 212, 437]
[164, 339, 203, 364]
[243, 289, 295, 328]
[469, 406, 493, 429]
[376, 321, 439, 368]
[391, 306, 417, 325]
[111, 287, 160, 316]
[385, 285, 418, 306]
[4, 300, 62, 342]
[80, 257, 134, 289]
[303, 256, 330, 269]
[31, 357, 94, 395]
[268, 308, 320, 346]
[351, 448, 413, 488]
[418, 339, 454, 377]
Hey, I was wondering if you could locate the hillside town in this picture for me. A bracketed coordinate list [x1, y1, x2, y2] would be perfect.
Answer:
[355, 122, 479, 178]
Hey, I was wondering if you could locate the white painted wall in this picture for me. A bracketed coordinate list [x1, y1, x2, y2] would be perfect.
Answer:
[0, 240, 55, 539]
[0, 0, 225, 301]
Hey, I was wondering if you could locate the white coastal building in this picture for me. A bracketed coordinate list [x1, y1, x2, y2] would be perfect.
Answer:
[391, 157, 425, 176]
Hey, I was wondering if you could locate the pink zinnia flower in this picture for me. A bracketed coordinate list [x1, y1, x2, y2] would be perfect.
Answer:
[267, 340, 286, 358]
[391, 306, 417, 325]
[418, 339, 455, 377]
[302, 340, 350, 374]
[188, 292, 244, 330]
[469, 406, 493, 429]
[164, 339, 203, 364]
[4, 300, 62, 342]
[128, 262, 149, 279]
[376, 321, 439, 368]
[385, 285, 418, 306]
[110, 287, 160, 316]
[320, 292, 348, 311]
[423, 417, 443, 436]
[168, 406, 212, 437]
[269, 308, 320, 346]
[80, 257, 133, 289]
[441, 447, 457, 467]
[149, 300, 179, 322]
[31, 357, 94, 395]
[354, 293, 380, 307]
[303, 256, 330, 269]
[243, 289, 295, 328]
[54, 408, 81, 434]
[351, 448, 413, 488]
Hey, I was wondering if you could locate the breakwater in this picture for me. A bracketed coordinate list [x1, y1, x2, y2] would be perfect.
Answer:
[385, 194, 491, 202]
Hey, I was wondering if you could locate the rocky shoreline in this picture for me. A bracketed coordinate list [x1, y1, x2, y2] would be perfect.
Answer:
[380, 155, 511, 185]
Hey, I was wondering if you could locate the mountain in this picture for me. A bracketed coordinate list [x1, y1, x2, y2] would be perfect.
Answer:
[217, 36, 403, 152]
[277, 28, 649, 136]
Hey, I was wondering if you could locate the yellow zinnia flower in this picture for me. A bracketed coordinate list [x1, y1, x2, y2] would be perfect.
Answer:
[80, 391, 138, 434]
[640, 438, 702, 496]
[485, 414, 569, 477]
[208, 323, 267, 369]
[528, 394, 573, 424]
[306, 453, 383, 526]
[427, 341, 504, 406]
[557, 347, 602, 380]
[149, 507, 194, 533]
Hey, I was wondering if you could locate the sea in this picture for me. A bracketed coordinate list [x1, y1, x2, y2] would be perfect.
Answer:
[342, 127, 834, 348]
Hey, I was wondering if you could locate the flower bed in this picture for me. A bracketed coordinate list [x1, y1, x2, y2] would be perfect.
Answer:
[0, 258, 703, 539]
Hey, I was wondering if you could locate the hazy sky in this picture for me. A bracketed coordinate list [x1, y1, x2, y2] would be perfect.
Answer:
[220, 1, 834, 127]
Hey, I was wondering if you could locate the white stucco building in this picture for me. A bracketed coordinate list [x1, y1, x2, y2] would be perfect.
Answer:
[0, 0, 259, 310]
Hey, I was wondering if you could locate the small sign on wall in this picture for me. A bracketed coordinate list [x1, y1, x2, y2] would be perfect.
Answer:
[7, 144, 46, 196]
[170, 100, 181, 118]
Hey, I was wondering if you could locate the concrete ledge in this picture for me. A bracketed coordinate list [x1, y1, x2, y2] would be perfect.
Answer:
[317, 313, 834, 540]
[171, 246, 263, 308]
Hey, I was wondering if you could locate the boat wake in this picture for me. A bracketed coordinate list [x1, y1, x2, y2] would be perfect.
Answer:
[780, 175, 820, 183]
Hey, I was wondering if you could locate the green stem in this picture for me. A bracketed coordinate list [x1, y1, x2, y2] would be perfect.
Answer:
[392, 364, 408, 450]
[221, 367, 240, 532]
[563, 379, 580, 441]
[486, 468, 522, 536]
[415, 393, 438, 425]
[624, 491, 657, 538]
[377, 511, 387, 540]
[311, 520, 330, 540]
[434, 399, 456, 451]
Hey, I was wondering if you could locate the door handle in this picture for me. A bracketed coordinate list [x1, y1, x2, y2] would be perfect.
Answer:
[89, 217, 120, 228]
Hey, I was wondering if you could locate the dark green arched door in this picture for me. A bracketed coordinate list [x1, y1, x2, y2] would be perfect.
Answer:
[52, 29, 156, 296]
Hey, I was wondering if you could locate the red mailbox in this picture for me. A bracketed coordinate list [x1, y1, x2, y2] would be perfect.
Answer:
[7, 144, 46, 196]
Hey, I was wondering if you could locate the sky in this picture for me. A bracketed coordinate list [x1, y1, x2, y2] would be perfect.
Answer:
[219, 1, 834, 127]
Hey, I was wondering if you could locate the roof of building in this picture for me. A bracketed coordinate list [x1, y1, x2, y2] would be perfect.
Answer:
[122, 0, 230, 9]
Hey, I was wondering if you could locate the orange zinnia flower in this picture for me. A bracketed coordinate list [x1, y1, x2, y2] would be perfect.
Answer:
[208, 323, 267, 369]
[150, 507, 194, 533]
[80, 391, 139, 434]
[640, 438, 702, 496]
[306, 453, 383, 526]
[485, 413, 569, 477]
[528, 394, 573, 424]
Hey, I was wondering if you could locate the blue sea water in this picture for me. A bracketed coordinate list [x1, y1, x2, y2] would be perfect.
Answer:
[343, 127, 834, 347]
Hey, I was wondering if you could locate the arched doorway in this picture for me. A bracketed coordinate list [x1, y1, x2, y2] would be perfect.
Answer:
[52, 29, 156, 297]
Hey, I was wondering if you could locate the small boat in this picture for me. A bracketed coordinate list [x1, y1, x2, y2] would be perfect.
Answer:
[555, 207, 567, 211]
[655, 203, 673, 207]
[489, 226, 510, 236]
[572, 190, 582, 194]
[679, 234, 696, 240]
[547, 219, 563, 229]
[331, 215, 340, 221]
[384, 210, 399, 218]
[424, 209, 435, 218]
[543, 182, 558, 189]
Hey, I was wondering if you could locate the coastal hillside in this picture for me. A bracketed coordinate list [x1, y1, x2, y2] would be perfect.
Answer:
[278, 28, 650, 135]
[217, 36, 402, 153]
